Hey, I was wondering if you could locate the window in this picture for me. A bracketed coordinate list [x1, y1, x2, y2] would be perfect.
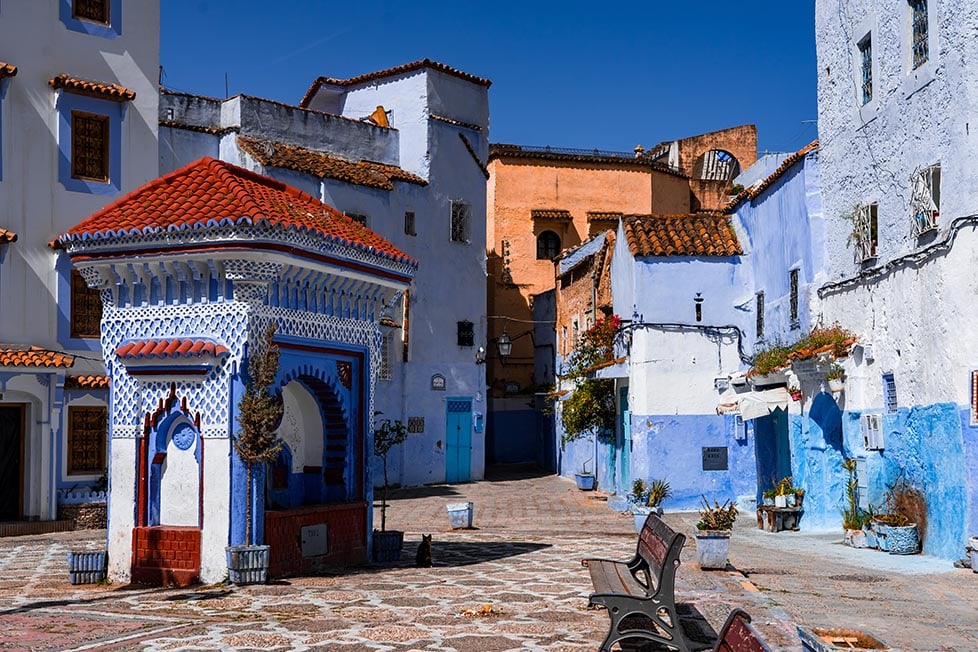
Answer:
[537, 230, 561, 260]
[70, 270, 102, 338]
[450, 200, 470, 243]
[456, 320, 474, 347]
[404, 211, 416, 236]
[755, 292, 765, 340]
[72, 0, 109, 24]
[971, 370, 978, 425]
[861, 414, 884, 451]
[859, 35, 873, 105]
[67, 406, 107, 475]
[789, 269, 800, 326]
[378, 332, 393, 381]
[911, 165, 940, 236]
[882, 373, 898, 413]
[852, 203, 878, 263]
[71, 111, 109, 182]
[909, 0, 929, 69]
[345, 212, 367, 226]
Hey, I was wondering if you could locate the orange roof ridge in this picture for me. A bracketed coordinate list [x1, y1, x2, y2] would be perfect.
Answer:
[0, 345, 74, 368]
[65, 374, 110, 390]
[725, 140, 818, 212]
[299, 59, 491, 107]
[0, 61, 17, 79]
[623, 213, 742, 258]
[48, 74, 136, 102]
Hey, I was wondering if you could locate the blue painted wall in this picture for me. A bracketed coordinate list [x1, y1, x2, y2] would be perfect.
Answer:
[486, 408, 539, 464]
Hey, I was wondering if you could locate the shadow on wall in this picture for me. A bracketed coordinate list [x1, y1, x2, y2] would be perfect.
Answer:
[809, 393, 843, 453]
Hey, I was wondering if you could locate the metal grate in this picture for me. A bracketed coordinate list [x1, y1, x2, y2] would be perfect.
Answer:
[71, 111, 109, 181]
[853, 204, 878, 263]
[755, 292, 765, 339]
[450, 201, 470, 243]
[910, 165, 940, 236]
[404, 211, 416, 236]
[910, 0, 929, 69]
[68, 406, 107, 475]
[378, 331, 393, 381]
[882, 373, 898, 413]
[789, 269, 799, 324]
[447, 400, 471, 413]
[859, 36, 873, 105]
[73, 0, 109, 24]
[70, 269, 102, 338]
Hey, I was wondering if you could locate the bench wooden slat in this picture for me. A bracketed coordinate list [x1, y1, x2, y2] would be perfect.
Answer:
[713, 608, 774, 652]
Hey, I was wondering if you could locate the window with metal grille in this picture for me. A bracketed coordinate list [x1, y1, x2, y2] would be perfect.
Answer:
[789, 269, 799, 325]
[345, 212, 367, 226]
[456, 320, 474, 347]
[70, 270, 102, 339]
[67, 406, 107, 475]
[910, 0, 929, 69]
[971, 370, 978, 425]
[450, 200, 470, 243]
[537, 230, 561, 260]
[71, 111, 109, 182]
[72, 0, 109, 24]
[853, 203, 878, 263]
[755, 292, 765, 340]
[378, 332, 393, 381]
[404, 211, 416, 236]
[882, 373, 898, 413]
[859, 35, 873, 105]
[910, 165, 940, 236]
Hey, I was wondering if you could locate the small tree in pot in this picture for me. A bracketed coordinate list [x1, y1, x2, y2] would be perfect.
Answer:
[372, 414, 407, 562]
[227, 324, 284, 584]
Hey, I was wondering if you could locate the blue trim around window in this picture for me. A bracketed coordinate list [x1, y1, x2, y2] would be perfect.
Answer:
[56, 92, 124, 194]
[56, 254, 101, 352]
[60, 0, 122, 39]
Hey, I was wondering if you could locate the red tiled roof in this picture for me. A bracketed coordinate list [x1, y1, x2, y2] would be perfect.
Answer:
[59, 157, 416, 267]
[0, 228, 17, 243]
[0, 61, 17, 79]
[622, 214, 742, 257]
[488, 143, 688, 178]
[65, 374, 110, 390]
[48, 74, 136, 102]
[115, 338, 230, 360]
[0, 346, 74, 368]
[237, 136, 426, 191]
[531, 209, 573, 221]
[587, 211, 623, 223]
[299, 59, 491, 107]
[725, 140, 818, 212]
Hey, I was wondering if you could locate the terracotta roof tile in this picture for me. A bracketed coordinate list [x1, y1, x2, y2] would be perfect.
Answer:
[237, 136, 427, 191]
[65, 374, 110, 390]
[58, 157, 416, 267]
[725, 140, 818, 212]
[622, 213, 742, 257]
[115, 338, 230, 360]
[0, 346, 74, 368]
[489, 143, 688, 178]
[0, 61, 17, 79]
[48, 74, 136, 102]
[587, 211, 623, 223]
[159, 120, 234, 136]
[300, 59, 491, 107]
[531, 209, 573, 221]
[0, 228, 17, 243]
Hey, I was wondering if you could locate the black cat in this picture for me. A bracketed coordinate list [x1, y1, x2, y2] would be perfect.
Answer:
[415, 534, 432, 567]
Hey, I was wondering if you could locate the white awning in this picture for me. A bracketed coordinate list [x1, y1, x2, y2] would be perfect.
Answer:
[716, 387, 791, 420]
[590, 361, 629, 380]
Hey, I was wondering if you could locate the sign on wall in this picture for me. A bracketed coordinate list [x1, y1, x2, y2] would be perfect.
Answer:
[408, 417, 425, 433]
[431, 374, 446, 391]
[702, 446, 728, 471]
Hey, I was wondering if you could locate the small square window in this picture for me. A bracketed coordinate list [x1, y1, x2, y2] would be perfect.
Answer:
[404, 211, 416, 236]
[67, 405, 107, 475]
[71, 111, 109, 182]
[70, 270, 102, 339]
[456, 320, 474, 347]
[450, 200, 470, 243]
[73, 0, 110, 24]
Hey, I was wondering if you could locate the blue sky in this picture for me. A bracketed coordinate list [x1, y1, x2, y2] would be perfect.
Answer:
[162, 1, 817, 155]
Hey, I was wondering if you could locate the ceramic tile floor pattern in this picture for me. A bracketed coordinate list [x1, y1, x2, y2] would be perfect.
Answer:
[1, 467, 977, 651]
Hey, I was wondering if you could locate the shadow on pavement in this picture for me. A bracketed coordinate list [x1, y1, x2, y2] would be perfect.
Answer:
[485, 463, 552, 482]
[385, 484, 463, 501]
[615, 602, 719, 652]
[430, 540, 551, 566]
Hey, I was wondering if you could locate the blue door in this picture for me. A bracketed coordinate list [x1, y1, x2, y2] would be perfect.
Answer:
[618, 387, 631, 495]
[446, 397, 472, 482]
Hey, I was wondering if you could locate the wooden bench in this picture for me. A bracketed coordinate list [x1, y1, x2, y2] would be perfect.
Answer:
[712, 608, 773, 652]
[583, 512, 688, 651]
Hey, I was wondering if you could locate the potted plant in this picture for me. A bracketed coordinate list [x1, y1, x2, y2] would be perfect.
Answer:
[841, 458, 868, 548]
[788, 381, 803, 402]
[774, 476, 795, 508]
[694, 496, 737, 570]
[826, 364, 845, 392]
[761, 487, 777, 507]
[574, 455, 596, 491]
[872, 479, 923, 555]
[373, 414, 407, 561]
[227, 324, 284, 584]
[628, 479, 672, 533]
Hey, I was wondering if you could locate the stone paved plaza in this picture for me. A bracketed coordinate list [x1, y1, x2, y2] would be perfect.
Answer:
[1, 467, 977, 651]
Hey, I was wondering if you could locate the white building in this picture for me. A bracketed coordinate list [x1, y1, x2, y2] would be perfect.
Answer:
[815, 0, 975, 558]
[159, 59, 491, 487]
[0, 1, 159, 527]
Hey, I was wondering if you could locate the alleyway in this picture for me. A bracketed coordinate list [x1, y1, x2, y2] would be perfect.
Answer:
[0, 467, 975, 651]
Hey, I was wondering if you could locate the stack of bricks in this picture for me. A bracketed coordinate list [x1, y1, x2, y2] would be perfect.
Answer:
[131, 525, 201, 586]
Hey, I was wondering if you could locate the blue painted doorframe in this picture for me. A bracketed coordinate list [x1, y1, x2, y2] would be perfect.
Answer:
[618, 387, 631, 496]
[446, 397, 473, 483]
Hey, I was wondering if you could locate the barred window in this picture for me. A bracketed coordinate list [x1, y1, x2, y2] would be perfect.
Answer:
[910, 165, 940, 236]
[457, 320, 474, 347]
[72, 0, 109, 24]
[853, 203, 878, 263]
[378, 331, 393, 381]
[910, 0, 929, 69]
[70, 270, 102, 339]
[883, 373, 898, 413]
[71, 111, 109, 182]
[755, 292, 765, 340]
[789, 269, 799, 325]
[450, 200, 470, 243]
[404, 211, 416, 236]
[859, 35, 873, 105]
[537, 230, 561, 260]
[67, 406, 107, 475]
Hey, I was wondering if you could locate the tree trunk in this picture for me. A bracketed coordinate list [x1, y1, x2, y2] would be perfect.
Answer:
[381, 454, 389, 531]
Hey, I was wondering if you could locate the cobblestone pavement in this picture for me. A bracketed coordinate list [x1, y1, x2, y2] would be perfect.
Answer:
[1, 466, 976, 651]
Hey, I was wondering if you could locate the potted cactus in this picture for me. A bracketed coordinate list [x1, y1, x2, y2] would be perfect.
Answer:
[694, 496, 738, 570]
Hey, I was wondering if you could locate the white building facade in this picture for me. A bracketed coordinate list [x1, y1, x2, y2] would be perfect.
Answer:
[0, 1, 159, 526]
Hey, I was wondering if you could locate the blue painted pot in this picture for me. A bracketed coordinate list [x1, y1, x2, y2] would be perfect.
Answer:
[574, 474, 595, 491]
[67, 550, 107, 585]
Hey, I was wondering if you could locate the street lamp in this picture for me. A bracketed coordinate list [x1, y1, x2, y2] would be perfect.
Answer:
[496, 330, 512, 357]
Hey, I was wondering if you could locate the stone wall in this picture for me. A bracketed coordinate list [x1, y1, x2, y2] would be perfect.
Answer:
[58, 502, 107, 530]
